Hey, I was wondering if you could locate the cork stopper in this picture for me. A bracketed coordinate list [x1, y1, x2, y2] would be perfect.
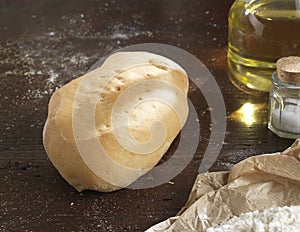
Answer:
[276, 56, 300, 85]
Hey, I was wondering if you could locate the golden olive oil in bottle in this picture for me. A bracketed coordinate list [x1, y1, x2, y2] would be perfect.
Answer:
[228, 0, 300, 93]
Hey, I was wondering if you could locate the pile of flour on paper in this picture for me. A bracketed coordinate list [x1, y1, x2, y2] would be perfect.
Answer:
[207, 205, 300, 232]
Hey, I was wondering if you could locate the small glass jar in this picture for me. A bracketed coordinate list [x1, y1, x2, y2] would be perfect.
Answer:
[268, 72, 300, 139]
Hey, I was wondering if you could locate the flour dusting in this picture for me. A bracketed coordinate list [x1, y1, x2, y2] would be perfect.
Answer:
[0, 13, 154, 101]
[207, 206, 300, 232]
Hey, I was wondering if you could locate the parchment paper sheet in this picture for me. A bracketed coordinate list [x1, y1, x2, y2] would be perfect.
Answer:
[146, 139, 300, 232]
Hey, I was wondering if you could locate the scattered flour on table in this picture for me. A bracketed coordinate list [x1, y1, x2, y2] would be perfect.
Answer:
[0, 12, 156, 101]
[207, 205, 300, 232]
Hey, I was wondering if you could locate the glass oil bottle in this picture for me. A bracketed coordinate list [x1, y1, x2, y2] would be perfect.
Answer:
[228, 0, 300, 93]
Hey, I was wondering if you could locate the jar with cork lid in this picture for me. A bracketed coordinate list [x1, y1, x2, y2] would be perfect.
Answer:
[268, 56, 300, 139]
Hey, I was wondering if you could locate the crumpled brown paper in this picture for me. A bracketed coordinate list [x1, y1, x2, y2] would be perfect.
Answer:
[146, 139, 300, 232]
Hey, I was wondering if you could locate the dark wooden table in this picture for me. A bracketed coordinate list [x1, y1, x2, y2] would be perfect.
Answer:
[0, 0, 295, 231]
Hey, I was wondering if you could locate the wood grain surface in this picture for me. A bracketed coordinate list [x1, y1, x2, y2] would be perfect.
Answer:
[0, 0, 295, 231]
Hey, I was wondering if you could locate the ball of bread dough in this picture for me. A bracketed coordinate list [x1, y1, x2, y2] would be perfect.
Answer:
[43, 52, 189, 192]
